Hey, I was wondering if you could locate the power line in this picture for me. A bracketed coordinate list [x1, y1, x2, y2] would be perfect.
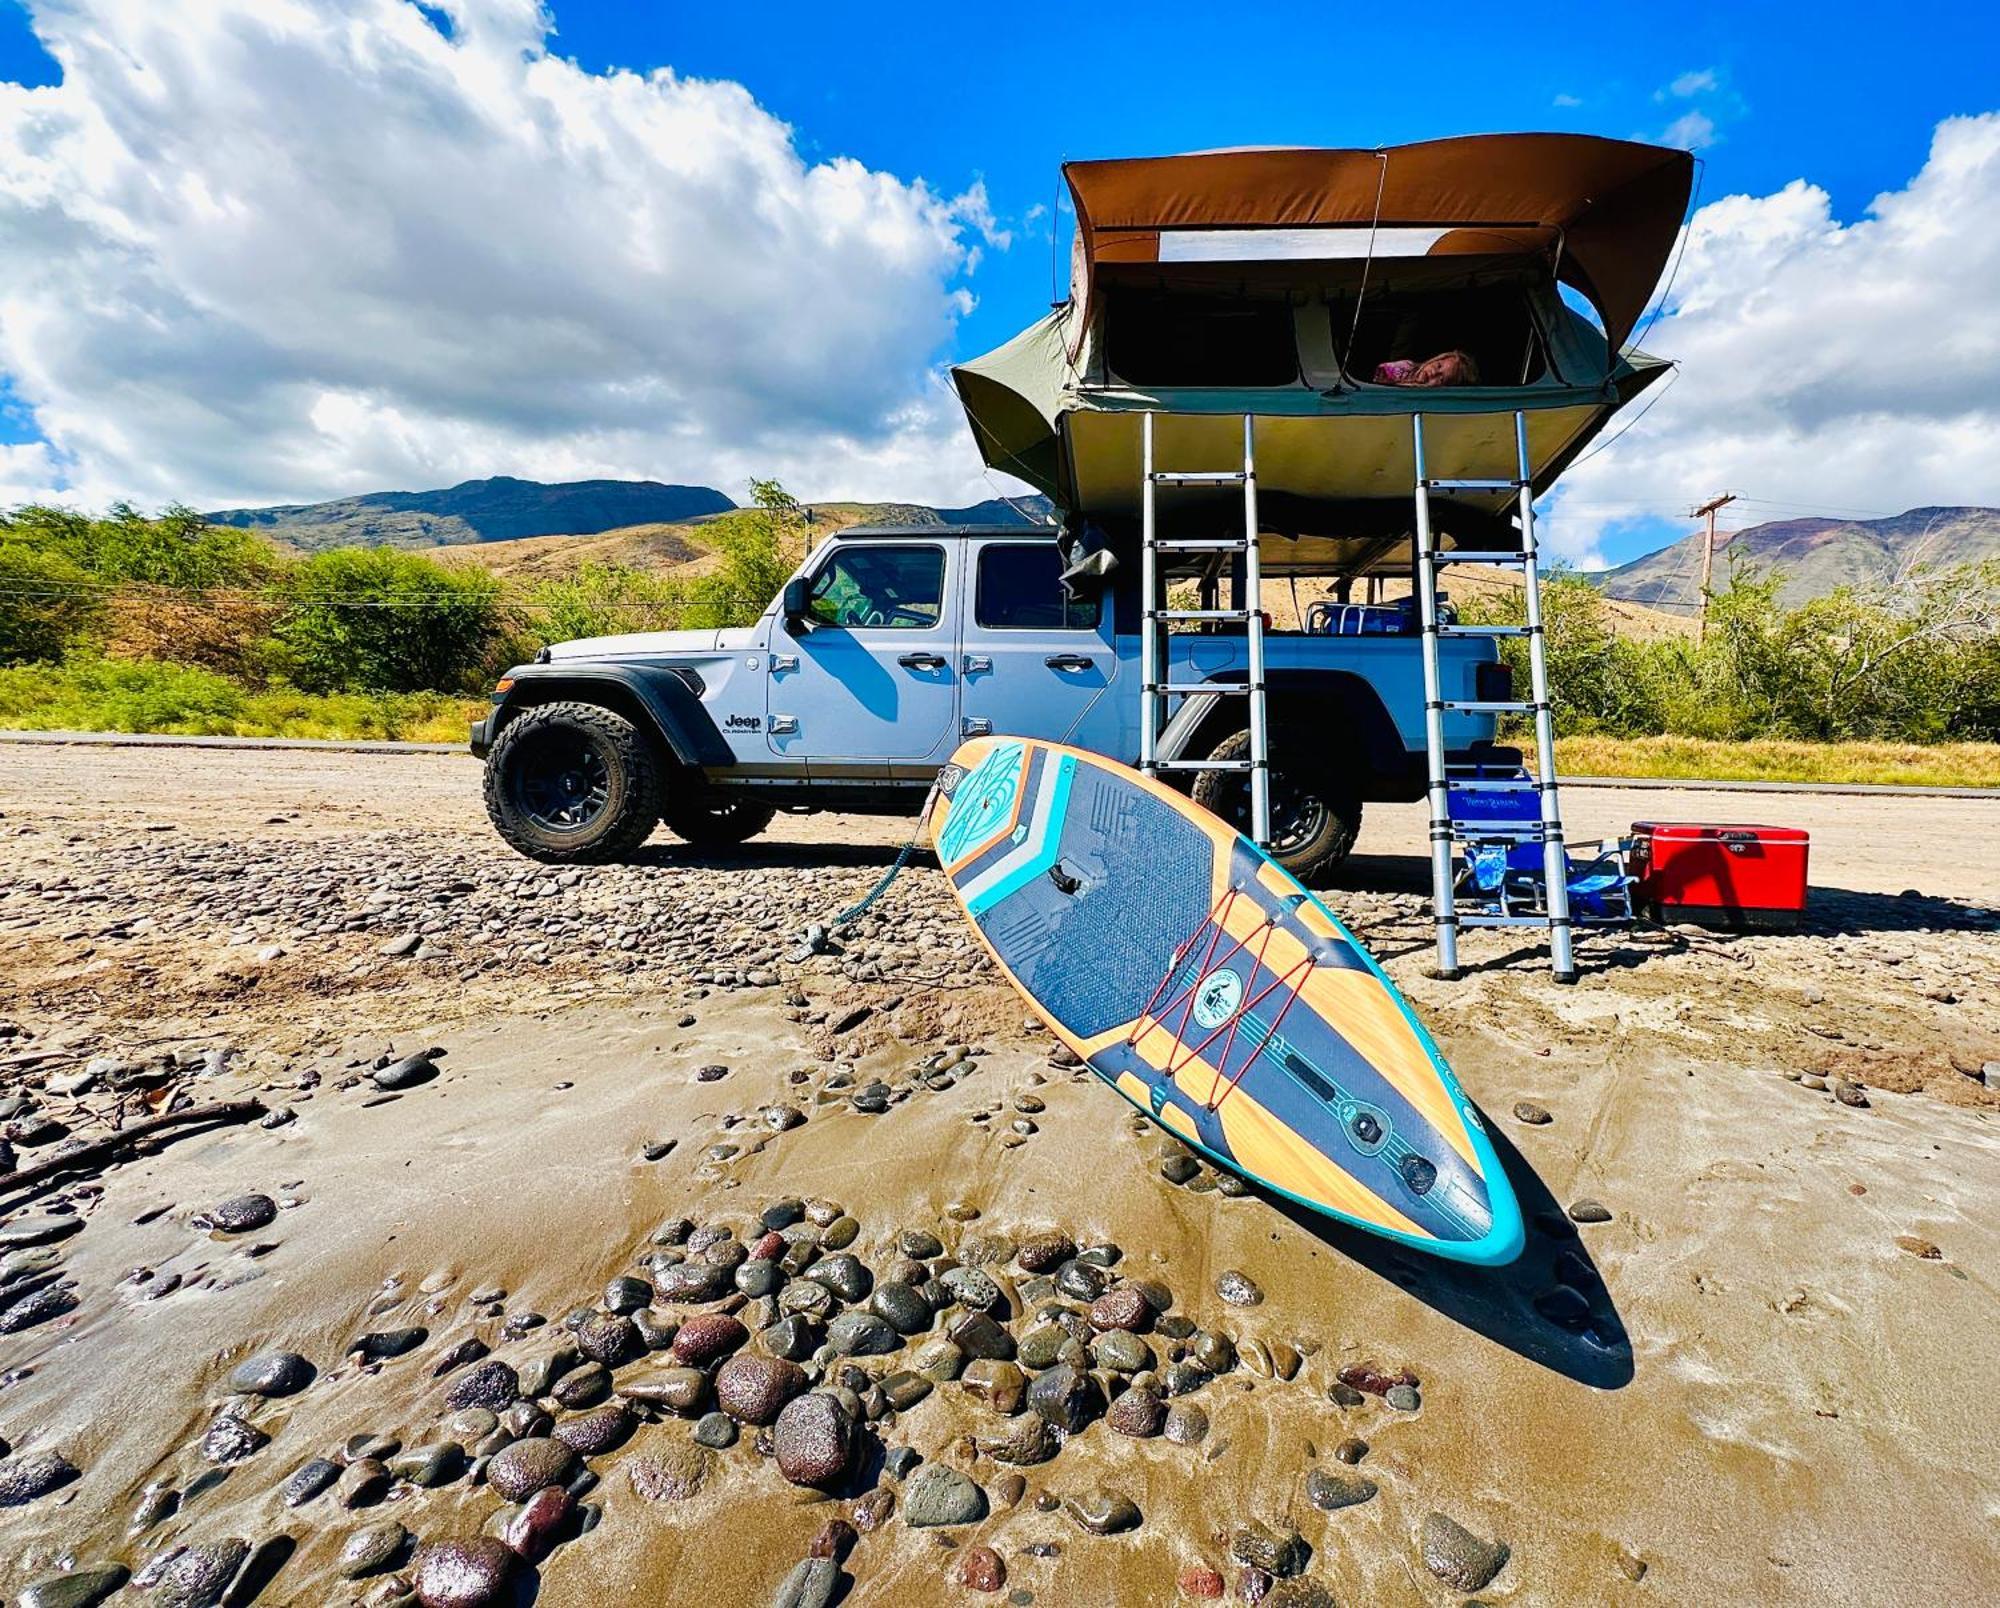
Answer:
[0, 580, 704, 613]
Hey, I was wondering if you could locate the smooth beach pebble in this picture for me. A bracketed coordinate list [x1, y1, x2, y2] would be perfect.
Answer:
[151, 1541, 250, 1606]
[444, 1359, 519, 1411]
[553, 1404, 632, 1456]
[203, 1194, 276, 1233]
[278, 1457, 340, 1507]
[0, 1450, 79, 1506]
[198, 1413, 268, 1465]
[1015, 1231, 1076, 1273]
[484, 1437, 576, 1501]
[1420, 1512, 1510, 1593]
[774, 1393, 855, 1487]
[337, 1520, 409, 1579]
[957, 1545, 1007, 1592]
[671, 1313, 747, 1367]
[714, 1354, 808, 1424]
[228, 1351, 315, 1397]
[901, 1464, 987, 1527]
[1065, 1487, 1141, 1534]
[502, 1486, 572, 1563]
[1306, 1468, 1378, 1510]
[411, 1537, 514, 1607]
[15, 1564, 130, 1608]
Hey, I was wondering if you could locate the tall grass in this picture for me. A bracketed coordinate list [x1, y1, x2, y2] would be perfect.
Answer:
[0, 657, 482, 742]
[1554, 735, 2000, 788]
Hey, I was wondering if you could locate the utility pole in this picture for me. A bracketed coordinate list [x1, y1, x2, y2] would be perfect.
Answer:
[1690, 492, 1737, 644]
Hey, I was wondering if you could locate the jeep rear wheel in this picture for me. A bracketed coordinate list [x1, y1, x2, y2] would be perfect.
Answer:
[1189, 728, 1362, 885]
[483, 701, 661, 863]
[662, 793, 776, 847]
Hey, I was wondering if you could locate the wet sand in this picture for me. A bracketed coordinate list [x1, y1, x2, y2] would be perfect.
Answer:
[0, 743, 1996, 1604]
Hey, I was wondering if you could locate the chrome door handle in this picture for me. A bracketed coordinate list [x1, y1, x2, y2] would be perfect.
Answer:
[1045, 653, 1095, 670]
[769, 714, 798, 735]
[963, 654, 993, 674]
[898, 652, 948, 671]
[770, 653, 799, 673]
[962, 717, 993, 737]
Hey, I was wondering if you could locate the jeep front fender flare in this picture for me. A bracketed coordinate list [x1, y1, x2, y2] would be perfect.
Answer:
[486, 664, 733, 769]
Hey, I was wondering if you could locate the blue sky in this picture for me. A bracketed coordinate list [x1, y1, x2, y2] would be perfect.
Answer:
[3, 1, 1997, 565]
[530, 0, 1996, 370]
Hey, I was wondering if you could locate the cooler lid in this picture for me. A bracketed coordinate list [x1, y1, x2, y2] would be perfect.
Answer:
[1631, 822, 1811, 845]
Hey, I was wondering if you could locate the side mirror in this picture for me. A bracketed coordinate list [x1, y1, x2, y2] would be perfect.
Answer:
[781, 576, 811, 625]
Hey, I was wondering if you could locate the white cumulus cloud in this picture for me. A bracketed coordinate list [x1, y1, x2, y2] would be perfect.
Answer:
[1663, 68, 1719, 100]
[1660, 109, 1718, 151]
[0, 0, 1014, 511]
[1546, 112, 2000, 568]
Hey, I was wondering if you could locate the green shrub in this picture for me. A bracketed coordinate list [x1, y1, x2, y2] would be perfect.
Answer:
[525, 562, 686, 644]
[0, 502, 274, 589]
[0, 539, 104, 663]
[273, 547, 502, 693]
[675, 479, 805, 628]
[1465, 557, 2000, 746]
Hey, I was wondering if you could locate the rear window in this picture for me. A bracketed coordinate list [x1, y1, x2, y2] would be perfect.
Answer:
[1104, 290, 1299, 387]
[976, 544, 1100, 630]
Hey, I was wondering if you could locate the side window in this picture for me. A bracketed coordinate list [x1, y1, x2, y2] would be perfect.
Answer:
[976, 544, 1101, 631]
[807, 545, 946, 630]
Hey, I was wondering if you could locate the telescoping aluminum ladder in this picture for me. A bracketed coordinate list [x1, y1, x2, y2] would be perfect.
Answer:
[1139, 412, 1272, 848]
[1412, 410, 1576, 983]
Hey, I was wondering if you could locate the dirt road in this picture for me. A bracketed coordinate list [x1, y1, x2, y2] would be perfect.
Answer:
[9, 738, 1996, 897]
[0, 742, 1995, 1605]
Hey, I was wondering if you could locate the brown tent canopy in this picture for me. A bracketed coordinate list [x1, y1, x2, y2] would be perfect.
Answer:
[1066, 134, 1693, 354]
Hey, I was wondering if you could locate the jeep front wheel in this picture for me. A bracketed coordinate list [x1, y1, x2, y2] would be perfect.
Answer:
[1189, 729, 1362, 885]
[483, 701, 661, 863]
[662, 793, 776, 847]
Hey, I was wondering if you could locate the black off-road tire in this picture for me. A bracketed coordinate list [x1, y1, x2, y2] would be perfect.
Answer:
[661, 794, 777, 847]
[1190, 728, 1363, 885]
[482, 700, 662, 864]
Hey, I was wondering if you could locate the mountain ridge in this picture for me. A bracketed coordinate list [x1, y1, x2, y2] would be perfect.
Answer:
[205, 475, 739, 551]
[1592, 505, 2000, 611]
[204, 476, 1052, 550]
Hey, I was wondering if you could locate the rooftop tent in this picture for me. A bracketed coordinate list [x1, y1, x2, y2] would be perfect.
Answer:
[951, 133, 1692, 569]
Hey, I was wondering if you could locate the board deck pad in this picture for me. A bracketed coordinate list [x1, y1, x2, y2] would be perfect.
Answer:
[931, 735, 1525, 1267]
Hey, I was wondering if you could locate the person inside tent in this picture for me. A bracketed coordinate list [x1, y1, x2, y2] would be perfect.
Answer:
[1372, 349, 1481, 386]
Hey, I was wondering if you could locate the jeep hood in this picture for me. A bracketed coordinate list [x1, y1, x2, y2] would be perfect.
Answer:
[543, 626, 751, 660]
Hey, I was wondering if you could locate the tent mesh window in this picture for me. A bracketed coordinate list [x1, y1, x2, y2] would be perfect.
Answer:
[1333, 281, 1557, 387]
[1104, 290, 1300, 388]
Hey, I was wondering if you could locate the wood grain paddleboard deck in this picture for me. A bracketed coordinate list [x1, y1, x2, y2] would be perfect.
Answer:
[931, 735, 1525, 1267]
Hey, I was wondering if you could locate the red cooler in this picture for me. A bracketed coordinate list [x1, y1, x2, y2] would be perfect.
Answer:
[1628, 823, 1810, 931]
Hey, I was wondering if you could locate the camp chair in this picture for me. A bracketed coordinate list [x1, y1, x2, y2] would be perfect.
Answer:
[1447, 763, 1637, 926]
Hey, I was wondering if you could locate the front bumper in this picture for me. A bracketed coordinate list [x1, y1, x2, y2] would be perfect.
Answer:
[469, 715, 493, 760]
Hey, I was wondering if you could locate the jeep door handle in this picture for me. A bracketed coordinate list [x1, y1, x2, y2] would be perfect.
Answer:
[1044, 653, 1095, 671]
[897, 652, 948, 671]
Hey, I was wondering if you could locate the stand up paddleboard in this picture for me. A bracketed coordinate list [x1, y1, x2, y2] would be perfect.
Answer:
[930, 735, 1524, 1267]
